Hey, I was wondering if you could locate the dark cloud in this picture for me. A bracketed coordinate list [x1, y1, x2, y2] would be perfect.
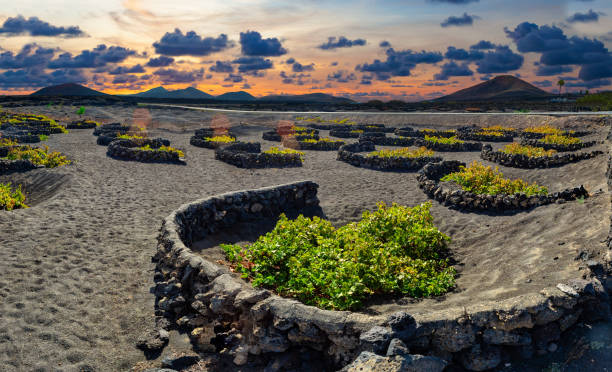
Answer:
[318, 36, 366, 50]
[112, 74, 150, 84]
[441, 13, 478, 27]
[356, 48, 443, 80]
[444, 46, 484, 61]
[379, 41, 391, 48]
[565, 79, 611, 88]
[470, 40, 497, 50]
[285, 58, 295, 64]
[146, 56, 174, 67]
[330, 61, 338, 66]
[0, 43, 55, 69]
[292, 62, 314, 72]
[567, 9, 602, 23]
[153, 29, 233, 56]
[532, 80, 552, 88]
[505, 22, 612, 81]
[209, 61, 234, 73]
[280, 71, 309, 85]
[239, 31, 287, 56]
[108, 65, 145, 75]
[434, 61, 473, 80]
[0, 15, 85, 37]
[224, 74, 243, 83]
[0, 68, 87, 89]
[475, 45, 524, 74]
[327, 70, 357, 83]
[153, 68, 205, 83]
[232, 56, 273, 74]
[48, 44, 136, 69]
[534, 63, 573, 76]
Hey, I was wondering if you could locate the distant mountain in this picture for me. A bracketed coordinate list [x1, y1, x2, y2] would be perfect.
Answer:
[260, 93, 355, 104]
[436, 75, 551, 102]
[132, 86, 214, 99]
[31, 83, 108, 97]
[216, 91, 256, 101]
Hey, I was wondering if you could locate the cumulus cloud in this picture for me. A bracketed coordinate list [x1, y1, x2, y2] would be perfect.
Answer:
[224, 74, 243, 83]
[567, 9, 603, 23]
[434, 62, 473, 80]
[379, 41, 391, 48]
[232, 56, 273, 74]
[153, 29, 233, 56]
[532, 80, 552, 88]
[356, 48, 443, 80]
[505, 22, 612, 81]
[475, 45, 524, 74]
[327, 70, 357, 83]
[534, 63, 573, 76]
[444, 46, 484, 61]
[153, 68, 205, 83]
[108, 65, 145, 75]
[146, 56, 174, 67]
[285, 57, 295, 64]
[239, 31, 287, 56]
[112, 74, 150, 84]
[292, 62, 314, 73]
[0, 68, 87, 89]
[318, 36, 366, 50]
[470, 40, 497, 50]
[0, 15, 85, 37]
[209, 61, 234, 73]
[441, 13, 479, 27]
[48, 44, 136, 69]
[0, 43, 55, 69]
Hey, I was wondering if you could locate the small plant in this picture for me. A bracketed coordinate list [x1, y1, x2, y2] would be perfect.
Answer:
[0, 138, 18, 147]
[117, 133, 145, 140]
[483, 125, 515, 132]
[502, 143, 557, 157]
[368, 146, 435, 158]
[424, 135, 464, 144]
[540, 134, 581, 145]
[138, 144, 185, 158]
[477, 130, 505, 137]
[301, 137, 343, 144]
[420, 129, 456, 135]
[76, 106, 86, 115]
[4, 145, 71, 168]
[204, 135, 236, 143]
[263, 146, 304, 160]
[350, 129, 364, 134]
[523, 124, 563, 135]
[0, 183, 28, 211]
[38, 134, 49, 141]
[222, 202, 454, 310]
[291, 126, 310, 133]
[441, 161, 548, 196]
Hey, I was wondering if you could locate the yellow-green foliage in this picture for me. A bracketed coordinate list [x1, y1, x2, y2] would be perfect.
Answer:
[139, 144, 185, 158]
[302, 137, 343, 144]
[523, 124, 564, 135]
[0, 183, 28, 211]
[483, 125, 515, 132]
[4, 145, 71, 168]
[419, 129, 456, 135]
[368, 146, 435, 158]
[117, 133, 146, 140]
[441, 161, 548, 196]
[540, 134, 581, 145]
[204, 135, 236, 143]
[263, 146, 304, 160]
[222, 202, 454, 310]
[478, 130, 505, 137]
[291, 126, 310, 132]
[0, 138, 18, 147]
[350, 129, 364, 134]
[502, 143, 557, 157]
[424, 135, 464, 144]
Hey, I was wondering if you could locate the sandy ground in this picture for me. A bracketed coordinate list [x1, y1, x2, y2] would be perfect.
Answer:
[0, 105, 609, 371]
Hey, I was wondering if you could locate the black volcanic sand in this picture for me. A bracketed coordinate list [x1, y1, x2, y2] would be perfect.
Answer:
[0, 105, 609, 371]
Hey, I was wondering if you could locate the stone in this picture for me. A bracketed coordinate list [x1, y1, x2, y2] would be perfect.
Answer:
[360, 326, 393, 354]
[342, 351, 446, 372]
[534, 306, 564, 325]
[161, 355, 200, 370]
[460, 344, 501, 371]
[556, 283, 579, 298]
[386, 338, 410, 357]
[482, 329, 531, 346]
[533, 323, 561, 346]
[233, 346, 249, 366]
[567, 279, 596, 296]
[136, 328, 168, 352]
[386, 311, 417, 340]
[431, 323, 476, 352]
[548, 343, 558, 352]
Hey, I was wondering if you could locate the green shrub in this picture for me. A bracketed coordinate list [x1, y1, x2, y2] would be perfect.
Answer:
[76, 106, 86, 115]
[424, 135, 464, 144]
[540, 134, 581, 145]
[367, 146, 434, 158]
[301, 137, 343, 144]
[0, 183, 28, 211]
[38, 134, 49, 141]
[263, 146, 304, 160]
[222, 202, 455, 311]
[139, 144, 185, 158]
[5, 145, 71, 168]
[204, 135, 236, 143]
[523, 124, 563, 135]
[502, 143, 557, 157]
[0, 138, 18, 147]
[441, 161, 548, 196]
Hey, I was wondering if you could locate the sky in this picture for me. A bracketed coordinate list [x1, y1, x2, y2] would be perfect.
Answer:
[0, 0, 611, 101]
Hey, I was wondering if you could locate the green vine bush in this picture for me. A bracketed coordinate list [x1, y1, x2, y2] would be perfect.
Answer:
[222, 202, 455, 311]
[0, 183, 28, 210]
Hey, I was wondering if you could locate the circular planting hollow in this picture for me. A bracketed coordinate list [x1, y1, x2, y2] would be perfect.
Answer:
[285, 138, 344, 151]
[456, 128, 514, 142]
[107, 138, 185, 163]
[67, 120, 99, 129]
[358, 135, 416, 147]
[337, 142, 441, 171]
[215, 142, 303, 168]
[481, 145, 603, 169]
[520, 138, 599, 152]
[0, 168, 71, 208]
[153, 181, 610, 372]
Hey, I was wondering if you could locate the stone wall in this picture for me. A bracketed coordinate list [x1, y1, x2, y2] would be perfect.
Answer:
[417, 160, 589, 212]
[456, 130, 514, 142]
[66, 120, 98, 129]
[96, 132, 156, 146]
[520, 138, 599, 152]
[0, 159, 41, 175]
[520, 131, 592, 140]
[152, 181, 611, 371]
[481, 145, 604, 169]
[358, 136, 416, 147]
[0, 133, 41, 144]
[215, 142, 303, 168]
[286, 140, 344, 151]
[93, 123, 131, 136]
[329, 129, 361, 138]
[337, 142, 441, 172]
[107, 138, 184, 163]
[394, 128, 456, 138]
[415, 139, 483, 152]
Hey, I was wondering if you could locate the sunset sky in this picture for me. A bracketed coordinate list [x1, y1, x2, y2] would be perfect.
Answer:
[0, 0, 611, 101]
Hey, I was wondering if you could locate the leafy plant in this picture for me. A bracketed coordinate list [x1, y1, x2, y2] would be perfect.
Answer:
[441, 161, 548, 196]
[4, 145, 71, 168]
[540, 134, 581, 145]
[222, 202, 454, 310]
[76, 106, 86, 115]
[424, 135, 464, 144]
[350, 129, 364, 134]
[38, 134, 49, 141]
[368, 146, 435, 158]
[0, 138, 18, 147]
[483, 125, 515, 132]
[419, 129, 456, 135]
[0, 183, 28, 211]
[477, 130, 505, 137]
[204, 135, 236, 143]
[117, 133, 145, 140]
[523, 124, 564, 135]
[263, 146, 304, 160]
[138, 144, 185, 158]
[502, 143, 557, 157]
[301, 137, 343, 144]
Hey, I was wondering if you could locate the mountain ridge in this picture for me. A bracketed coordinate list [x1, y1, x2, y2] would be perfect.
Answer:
[436, 75, 551, 102]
